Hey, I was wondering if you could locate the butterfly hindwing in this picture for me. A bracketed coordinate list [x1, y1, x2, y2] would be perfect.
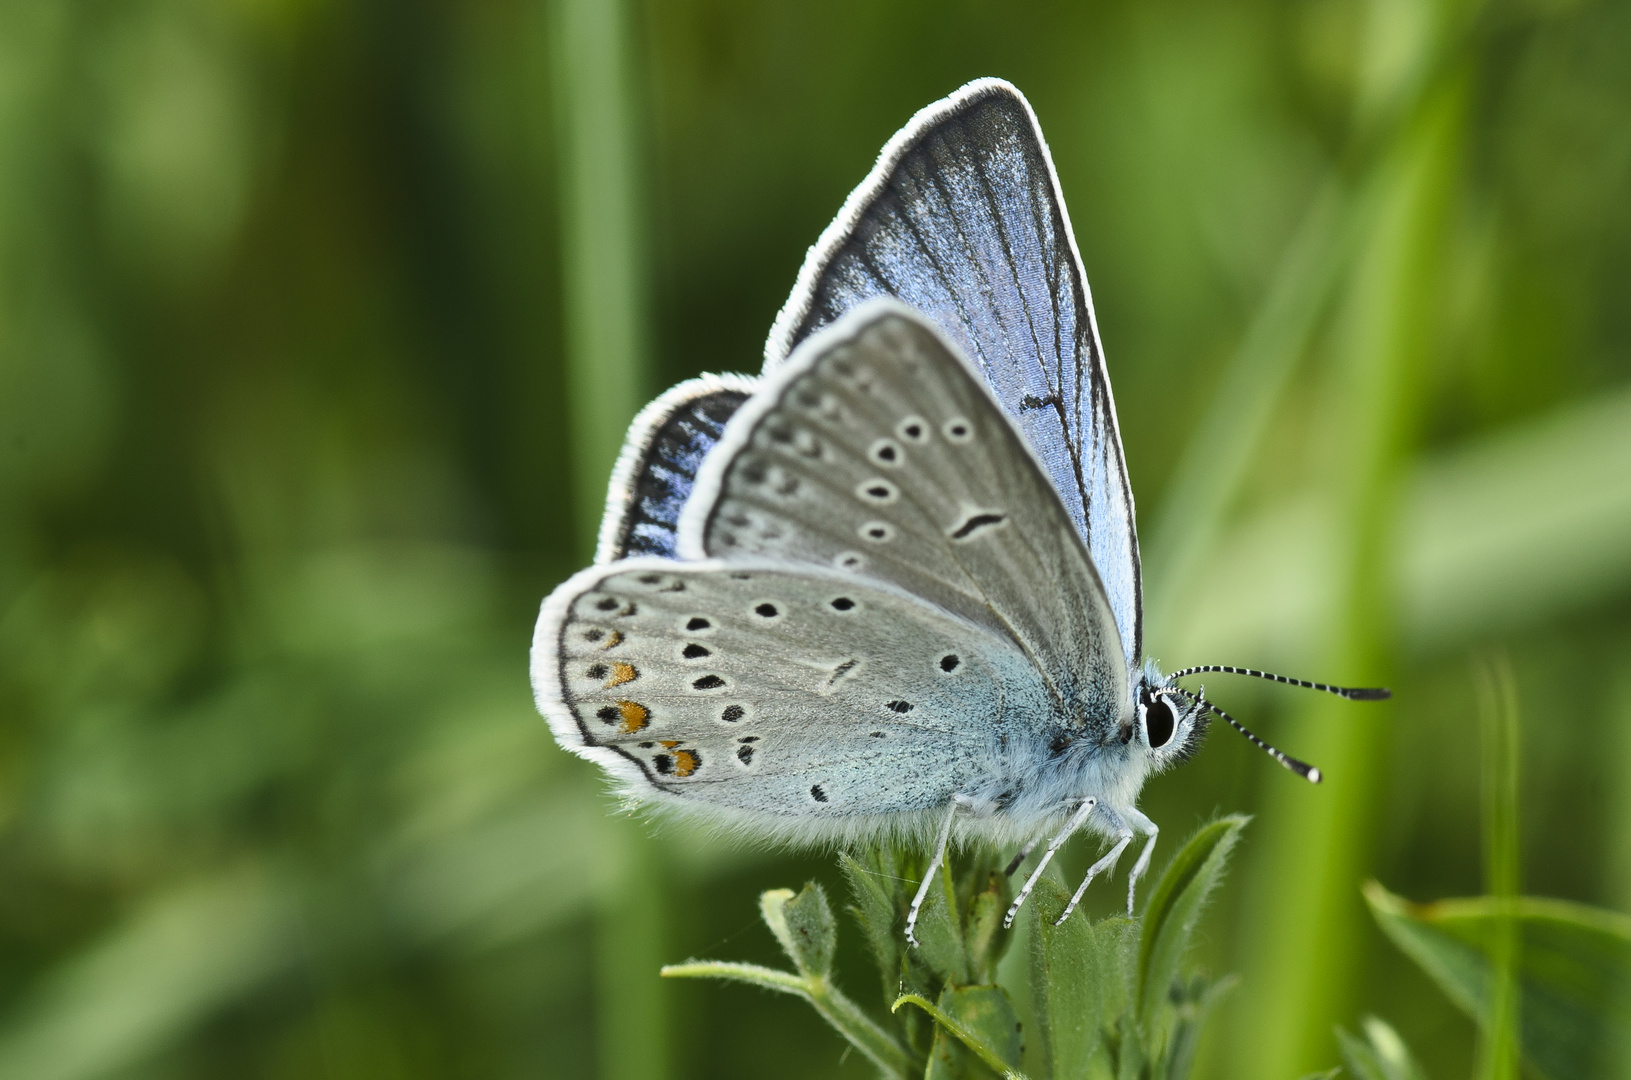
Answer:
[682, 304, 1129, 737]
[765, 78, 1143, 670]
[536, 557, 1064, 832]
[595, 373, 757, 563]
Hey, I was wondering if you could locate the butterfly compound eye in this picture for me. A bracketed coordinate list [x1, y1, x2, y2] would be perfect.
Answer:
[1145, 696, 1176, 749]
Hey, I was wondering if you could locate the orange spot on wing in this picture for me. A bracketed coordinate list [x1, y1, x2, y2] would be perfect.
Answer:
[659, 740, 680, 748]
[616, 701, 649, 733]
[604, 662, 638, 688]
[602, 631, 622, 649]
[673, 749, 700, 777]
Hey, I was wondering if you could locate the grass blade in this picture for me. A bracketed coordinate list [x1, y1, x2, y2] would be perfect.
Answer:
[1364, 882, 1631, 1079]
[1144, 180, 1351, 632]
[1337, 1016, 1430, 1080]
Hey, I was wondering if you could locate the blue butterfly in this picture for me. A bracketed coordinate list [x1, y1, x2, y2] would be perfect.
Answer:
[534, 79, 1386, 942]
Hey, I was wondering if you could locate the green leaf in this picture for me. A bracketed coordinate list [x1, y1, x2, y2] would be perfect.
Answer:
[1163, 973, 1238, 1080]
[1027, 875, 1133, 1080]
[911, 859, 971, 988]
[1136, 816, 1248, 1030]
[894, 990, 1028, 1079]
[920, 985, 1024, 1080]
[759, 883, 837, 978]
[842, 849, 905, 1004]
[965, 871, 1009, 985]
[1365, 881, 1631, 1080]
[1337, 1016, 1429, 1080]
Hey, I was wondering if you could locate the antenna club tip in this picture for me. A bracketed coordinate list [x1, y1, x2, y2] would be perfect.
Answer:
[1307, 767, 1323, 784]
[1349, 687, 1392, 700]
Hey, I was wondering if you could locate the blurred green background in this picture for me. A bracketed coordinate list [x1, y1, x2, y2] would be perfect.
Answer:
[1, 0, 1628, 1077]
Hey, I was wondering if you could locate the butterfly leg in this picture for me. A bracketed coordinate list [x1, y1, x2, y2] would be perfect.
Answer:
[1123, 807, 1159, 915]
[1002, 838, 1040, 877]
[1056, 808, 1133, 926]
[905, 800, 959, 948]
[1004, 797, 1096, 928]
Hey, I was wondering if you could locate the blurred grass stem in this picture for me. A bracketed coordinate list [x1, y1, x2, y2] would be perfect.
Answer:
[1144, 180, 1350, 640]
[549, 0, 661, 1077]
[1237, 63, 1468, 1080]
[553, 0, 652, 558]
[1474, 653, 1521, 1080]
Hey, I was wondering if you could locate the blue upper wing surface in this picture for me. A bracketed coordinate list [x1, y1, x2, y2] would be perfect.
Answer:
[763, 78, 1143, 670]
[595, 374, 756, 563]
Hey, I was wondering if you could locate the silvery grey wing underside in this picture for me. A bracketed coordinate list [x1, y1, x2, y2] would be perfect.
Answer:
[764, 78, 1143, 670]
[689, 305, 1129, 737]
[595, 374, 756, 563]
[541, 557, 1056, 821]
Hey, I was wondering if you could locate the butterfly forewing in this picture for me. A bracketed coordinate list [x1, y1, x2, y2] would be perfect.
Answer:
[765, 79, 1143, 670]
[684, 306, 1128, 737]
[595, 374, 756, 563]
[540, 558, 1062, 826]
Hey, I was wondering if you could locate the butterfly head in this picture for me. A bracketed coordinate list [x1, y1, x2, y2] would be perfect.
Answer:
[1129, 663, 1209, 768]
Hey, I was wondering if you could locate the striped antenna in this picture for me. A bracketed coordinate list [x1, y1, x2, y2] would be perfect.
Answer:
[1168, 665, 1390, 701]
[1171, 687, 1322, 784]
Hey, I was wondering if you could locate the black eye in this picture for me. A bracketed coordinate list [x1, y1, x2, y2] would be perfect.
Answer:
[1146, 697, 1176, 749]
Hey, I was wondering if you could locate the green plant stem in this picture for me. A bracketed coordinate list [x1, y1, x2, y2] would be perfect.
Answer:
[664, 962, 914, 1079]
[891, 994, 1030, 1080]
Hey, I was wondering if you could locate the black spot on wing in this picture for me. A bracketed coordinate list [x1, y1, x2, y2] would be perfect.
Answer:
[827, 659, 860, 686]
[950, 512, 1007, 540]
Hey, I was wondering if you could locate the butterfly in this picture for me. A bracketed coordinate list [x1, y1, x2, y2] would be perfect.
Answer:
[532, 78, 1387, 943]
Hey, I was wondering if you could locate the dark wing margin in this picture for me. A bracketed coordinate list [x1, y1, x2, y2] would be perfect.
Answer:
[763, 77, 1143, 671]
[595, 373, 758, 563]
